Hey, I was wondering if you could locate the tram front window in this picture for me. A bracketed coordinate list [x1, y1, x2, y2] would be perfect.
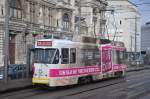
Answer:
[34, 48, 59, 64]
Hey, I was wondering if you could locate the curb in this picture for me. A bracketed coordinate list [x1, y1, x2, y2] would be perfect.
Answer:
[0, 79, 33, 94]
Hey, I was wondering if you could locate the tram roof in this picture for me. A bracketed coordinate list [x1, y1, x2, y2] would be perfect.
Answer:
[35, 39, 99, 48]
[37, 39, 76, 44]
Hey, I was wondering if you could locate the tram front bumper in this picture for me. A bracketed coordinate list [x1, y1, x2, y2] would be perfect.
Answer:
[32, 78, 49, 85]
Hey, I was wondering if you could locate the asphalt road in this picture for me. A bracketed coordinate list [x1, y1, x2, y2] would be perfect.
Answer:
[1, 69, 150, 99]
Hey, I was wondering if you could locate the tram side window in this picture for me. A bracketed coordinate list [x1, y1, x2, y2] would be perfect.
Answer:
[120, 51, 126, 64]
[117, 51, 121, 64]
[113, 50, 117, 64]
[81, 49, 99, 66]
[94, 50, 101, 65]
[61, 48, 69, 64]
[113, 50, 124, 64]
[105, 50, 110, 65]
[70, 48, 76, 64]
[118, 51, 125, 64]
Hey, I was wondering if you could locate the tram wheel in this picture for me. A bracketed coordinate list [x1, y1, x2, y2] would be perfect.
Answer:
[78, 76, 93, 84]
[115, 71, 123, 77]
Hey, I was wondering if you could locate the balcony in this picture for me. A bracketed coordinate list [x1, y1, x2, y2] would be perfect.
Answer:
[100, 19, 106, 25]
[56, 0, 75, 10]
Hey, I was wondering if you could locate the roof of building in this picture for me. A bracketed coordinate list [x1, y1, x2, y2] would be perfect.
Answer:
[142, 22, 150, 30]
[107, 0, 137, 7]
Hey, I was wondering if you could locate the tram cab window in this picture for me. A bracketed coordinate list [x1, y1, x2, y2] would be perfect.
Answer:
[61, 48, 69, 64]
[34, 48, 59, 64]
[52, 49, 59, 64]
[70, 48, 76, 64]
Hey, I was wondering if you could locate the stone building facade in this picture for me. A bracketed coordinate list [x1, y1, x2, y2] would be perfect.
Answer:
[74, 0, 107, 37]
[0, 0, 107, 65]
[106, 0, 141, 52]
[141, 22, 150, 52]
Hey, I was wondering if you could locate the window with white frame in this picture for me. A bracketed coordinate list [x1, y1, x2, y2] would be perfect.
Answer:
[62, 13, 70, 31]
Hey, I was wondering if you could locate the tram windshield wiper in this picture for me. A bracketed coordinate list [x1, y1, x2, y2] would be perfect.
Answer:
[50, 49, 58, 64]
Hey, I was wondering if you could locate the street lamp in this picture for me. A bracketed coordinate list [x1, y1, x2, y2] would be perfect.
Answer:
[93, 16, 97, 37]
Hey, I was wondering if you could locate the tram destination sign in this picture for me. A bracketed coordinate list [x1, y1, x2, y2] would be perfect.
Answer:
[37, 41, 52, 46]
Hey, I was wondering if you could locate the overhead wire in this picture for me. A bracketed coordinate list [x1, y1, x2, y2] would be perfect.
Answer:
[105, 12, 111, 40]
[135, 2, 150, 6]
[112, 12, 118, 42]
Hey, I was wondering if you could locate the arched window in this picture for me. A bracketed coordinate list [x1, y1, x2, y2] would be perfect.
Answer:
[62, 13, 70, 31]
[10, 0, 22, 19]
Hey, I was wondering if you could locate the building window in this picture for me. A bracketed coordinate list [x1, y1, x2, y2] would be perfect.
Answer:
[75, 0, 78, 6]
[62, 13, 70, 31]
[120, 20, 122, 25]
[75, 16, 88, 34]
[41, 5, 47, 25]
[1, 5, 4, 16]
[30, 2, 36, 23]
[68, 0, 71, 4]
[93, 8, 97, 15]
[10, 0, 22, 19]
[48, 8, 53, 26]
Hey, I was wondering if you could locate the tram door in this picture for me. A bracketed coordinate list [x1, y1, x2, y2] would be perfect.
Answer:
[102, 46, 112, 73]
[27, 48, 35, 77]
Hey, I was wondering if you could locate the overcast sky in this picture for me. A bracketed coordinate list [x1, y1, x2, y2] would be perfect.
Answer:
[130, 0, 150, 25]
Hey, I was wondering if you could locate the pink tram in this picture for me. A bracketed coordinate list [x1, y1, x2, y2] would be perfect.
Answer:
[32, 38, 126, 86]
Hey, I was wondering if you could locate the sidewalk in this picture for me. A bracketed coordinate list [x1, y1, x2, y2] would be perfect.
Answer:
[0, 78, 32, 93]
[0, 65, 150, 93]
[126, 65, 150, 72]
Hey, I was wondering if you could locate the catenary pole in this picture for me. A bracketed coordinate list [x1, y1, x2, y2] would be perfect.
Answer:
[4, 0, 10, 83]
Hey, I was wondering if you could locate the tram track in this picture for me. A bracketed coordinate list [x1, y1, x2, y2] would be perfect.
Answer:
[0, 78, 125, 99]
[59, 78, 125, 98]
[60, 70, 150, 99]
